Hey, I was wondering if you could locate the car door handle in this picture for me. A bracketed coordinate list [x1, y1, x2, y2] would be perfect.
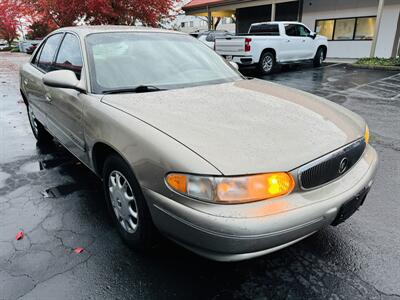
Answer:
[302, 39, 306, 42]
[45, 94, 52, 102]
[286, 40, 290, 42]
[23, 79, 28, 85]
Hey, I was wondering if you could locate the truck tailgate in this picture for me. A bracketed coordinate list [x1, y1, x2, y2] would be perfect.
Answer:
[215, 37, 246, 56]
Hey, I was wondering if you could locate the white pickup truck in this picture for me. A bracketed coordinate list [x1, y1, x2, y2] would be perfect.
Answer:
[215, 21, 328, 75]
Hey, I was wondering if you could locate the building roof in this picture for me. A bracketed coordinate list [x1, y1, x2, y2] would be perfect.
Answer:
[183, 0, 225, 9]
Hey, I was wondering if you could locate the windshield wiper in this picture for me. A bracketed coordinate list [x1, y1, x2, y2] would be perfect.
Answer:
[102, 85, 166, 94]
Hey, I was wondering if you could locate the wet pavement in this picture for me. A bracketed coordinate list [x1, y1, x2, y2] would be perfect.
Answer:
[1, 52, 400, 300]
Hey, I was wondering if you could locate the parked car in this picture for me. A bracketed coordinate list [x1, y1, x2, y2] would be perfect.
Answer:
[215, 21, 328, 75]
[26, 43, 38, 55]
[197, 30, 233, 48]
[20, 26, 377, 262]
[0, 41, 9, 50]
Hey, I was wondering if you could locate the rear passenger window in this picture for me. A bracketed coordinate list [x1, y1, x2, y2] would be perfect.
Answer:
[31, 43, 44, 65]
[249, 24, 279, 35]
[55, 33, 83, 79]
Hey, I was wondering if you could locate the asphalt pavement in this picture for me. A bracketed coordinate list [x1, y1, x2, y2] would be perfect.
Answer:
[1, 53, 399, 299]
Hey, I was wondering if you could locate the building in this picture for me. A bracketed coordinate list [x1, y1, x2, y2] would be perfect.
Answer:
[169, 14, 235, 33]
[183, 0, 400, 58]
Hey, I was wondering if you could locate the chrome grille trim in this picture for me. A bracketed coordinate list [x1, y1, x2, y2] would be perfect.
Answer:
[298, 138, 366, 191]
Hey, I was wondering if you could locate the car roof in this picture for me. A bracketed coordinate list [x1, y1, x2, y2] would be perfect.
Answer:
[52, 25, 185, 37]
[251, 21, 302, 26]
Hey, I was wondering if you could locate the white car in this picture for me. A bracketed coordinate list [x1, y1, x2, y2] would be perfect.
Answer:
[215, 21, 328, 74]
[0, 41, 9, 50]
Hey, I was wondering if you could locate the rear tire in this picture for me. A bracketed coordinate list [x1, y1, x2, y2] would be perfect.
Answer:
[27, 105, 53, 144]
[259, 51, 276, 75]
[103, 154, 156, 250]
[313, 47, 325, 67]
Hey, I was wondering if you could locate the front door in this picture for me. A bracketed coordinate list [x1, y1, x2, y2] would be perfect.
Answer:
[45, 33, 86, 160]
[283, 24, 314, 60]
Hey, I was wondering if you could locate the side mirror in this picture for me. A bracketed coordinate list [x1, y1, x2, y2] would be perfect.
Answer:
[229, 61, 239, 70]
[309, 32, 317, 39]
[43, 70, 85, 93]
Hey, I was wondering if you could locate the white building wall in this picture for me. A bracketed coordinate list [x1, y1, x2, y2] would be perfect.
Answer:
[169, 14, 235, 33]
[302, 0, 400, 58]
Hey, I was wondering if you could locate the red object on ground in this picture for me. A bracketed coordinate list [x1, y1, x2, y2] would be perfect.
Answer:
[73, 247, 84, 254]
[15, 231, 24, 240]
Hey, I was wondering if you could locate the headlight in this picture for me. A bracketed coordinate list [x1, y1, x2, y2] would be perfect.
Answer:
[166, 172, 295, 204]
[364, 125, 370, 144]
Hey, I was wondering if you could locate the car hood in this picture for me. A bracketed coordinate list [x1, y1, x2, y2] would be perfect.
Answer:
[101, 79, 365, 175]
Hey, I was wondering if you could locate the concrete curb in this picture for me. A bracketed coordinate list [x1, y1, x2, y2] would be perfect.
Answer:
[350, 64, 400, 71]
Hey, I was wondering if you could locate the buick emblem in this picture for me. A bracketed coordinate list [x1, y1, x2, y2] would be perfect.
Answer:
[338, 157, 348, 174]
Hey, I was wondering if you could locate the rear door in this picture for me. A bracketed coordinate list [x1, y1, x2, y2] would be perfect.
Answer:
[22, 33, 63, 125]
[45, 33, 86, 158]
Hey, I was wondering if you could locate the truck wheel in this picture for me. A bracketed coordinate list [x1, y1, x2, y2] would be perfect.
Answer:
[313, 48, 325, 67]
[103, 154, 156, 250]
[259, 52, 275, 75]
[27, 105, 53, 144]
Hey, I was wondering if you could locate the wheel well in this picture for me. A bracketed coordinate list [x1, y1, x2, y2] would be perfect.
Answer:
[20, 89, 29, 107]
[92, 142, 120, 176]
[260, 48, 276, 61]
[318, 45, 327, 59]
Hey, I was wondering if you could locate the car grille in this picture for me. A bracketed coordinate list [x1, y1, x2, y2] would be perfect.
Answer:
[299, 139, 366, 190]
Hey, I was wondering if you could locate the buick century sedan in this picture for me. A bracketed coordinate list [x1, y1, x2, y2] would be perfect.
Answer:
[19, 26, 378, 261]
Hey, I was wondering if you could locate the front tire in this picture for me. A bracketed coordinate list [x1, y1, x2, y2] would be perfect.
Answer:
[313, 47, 325, 67]
[103, 154, 156, 250]
[27, 105, 53, 144]
[259, 51, 276, 75]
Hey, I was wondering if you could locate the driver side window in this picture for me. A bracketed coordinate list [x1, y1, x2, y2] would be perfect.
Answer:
[37, 34, 63, 73]
[298, 25, 310, 37]
[54, 33, 83, 80]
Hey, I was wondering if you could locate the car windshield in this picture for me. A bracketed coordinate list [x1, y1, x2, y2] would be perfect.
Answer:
[85, 32, 242, 94]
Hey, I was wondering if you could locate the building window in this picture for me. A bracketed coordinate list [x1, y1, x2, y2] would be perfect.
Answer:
[355, 17, 376, 40]
[334, 18, 356, 40]
[181, 22, 185, 28]
[316, 20, 334, 40]
[315, 16, 376, 41]
[189, 21, 194, 27]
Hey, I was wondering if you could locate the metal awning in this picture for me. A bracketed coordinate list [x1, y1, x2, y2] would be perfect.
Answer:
[183, 0, 298, 15]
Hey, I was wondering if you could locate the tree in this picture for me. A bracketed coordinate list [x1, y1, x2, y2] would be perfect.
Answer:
[23, 0, 178, 28]
[0, 0, 26, 46]
[26, 20, 57, 40]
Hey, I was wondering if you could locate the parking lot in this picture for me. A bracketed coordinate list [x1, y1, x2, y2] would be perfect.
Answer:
[1, 52, 400, 299]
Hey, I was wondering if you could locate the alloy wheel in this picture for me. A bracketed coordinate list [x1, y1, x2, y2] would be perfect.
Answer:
[108, 170, 139, 234]
[262, 55, 273, 72]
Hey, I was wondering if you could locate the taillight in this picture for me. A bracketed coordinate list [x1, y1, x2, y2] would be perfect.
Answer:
[245, 38, 252, 52]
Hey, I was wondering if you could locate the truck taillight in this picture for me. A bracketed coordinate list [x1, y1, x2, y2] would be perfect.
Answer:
[245, 38, 252, 52]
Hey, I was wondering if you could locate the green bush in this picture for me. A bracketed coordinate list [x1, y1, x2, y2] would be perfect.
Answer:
[356, 57, 400, 66]
[10, 47, 20, 53]
[0, 47, 12, 52]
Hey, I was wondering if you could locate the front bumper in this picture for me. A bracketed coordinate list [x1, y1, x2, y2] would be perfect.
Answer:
[143, 145, 378, 262]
